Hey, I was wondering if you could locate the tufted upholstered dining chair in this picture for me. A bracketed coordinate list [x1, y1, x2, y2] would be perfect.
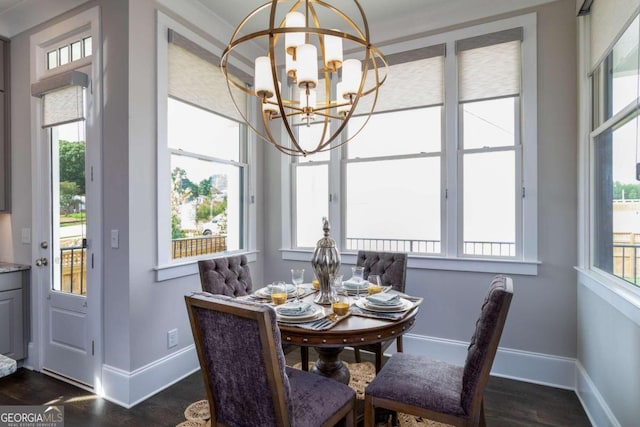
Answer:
[353, 250, 408, 372]
[197, 255, 299, 357]
[197, 255, 253, 296]
[185, 293, 356, 427]
[363, 275, 514, 427]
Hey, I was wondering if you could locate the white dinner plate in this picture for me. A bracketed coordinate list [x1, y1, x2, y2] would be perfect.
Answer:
[355, 298, 413, 313]
[276, 305, 322, 322]
[255, 284, 296, 298]
[363, 297, 404, 309]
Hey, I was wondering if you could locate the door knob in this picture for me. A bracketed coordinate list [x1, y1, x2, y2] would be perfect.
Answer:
[40, 241, 48, 249]
[35, 257, 48, 267]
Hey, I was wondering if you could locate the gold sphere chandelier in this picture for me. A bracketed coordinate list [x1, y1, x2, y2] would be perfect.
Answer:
[220, 0, 388, 156]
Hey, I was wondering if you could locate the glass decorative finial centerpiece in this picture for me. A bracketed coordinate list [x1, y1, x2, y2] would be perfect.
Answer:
[311, 217, 341, 305]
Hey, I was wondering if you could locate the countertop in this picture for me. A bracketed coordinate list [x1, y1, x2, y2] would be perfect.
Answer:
[0, 262, 31, 273]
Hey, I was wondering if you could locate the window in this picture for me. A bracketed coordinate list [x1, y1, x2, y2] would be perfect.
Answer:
[287, 15, 537, 273]
[157, 20, 253, 274]
[345, 107, 443, 254]
[457, 31, 523, 257]
[46, 36, 92, 70]
[293, 123, 330, 247]
[592, 15, 640, 288]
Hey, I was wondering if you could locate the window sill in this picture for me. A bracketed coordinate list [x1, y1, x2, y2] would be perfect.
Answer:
[576, 267, 640, 326]
[155, 250, 258, 282]
[280, 249, 539, 276]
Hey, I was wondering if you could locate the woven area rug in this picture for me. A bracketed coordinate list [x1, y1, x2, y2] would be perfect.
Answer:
[177, 362, 450, 427]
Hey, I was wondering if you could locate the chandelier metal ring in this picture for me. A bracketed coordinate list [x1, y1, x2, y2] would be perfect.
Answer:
[220, 0, 388, 156]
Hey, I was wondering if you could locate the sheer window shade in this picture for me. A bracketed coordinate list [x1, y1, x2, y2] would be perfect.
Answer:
[590, 0, 640, 68]
[354, 44, 445, 115]
[168, 32, 247, 123]
[31, 70, 88, 128]
[457, 28, 523, 103]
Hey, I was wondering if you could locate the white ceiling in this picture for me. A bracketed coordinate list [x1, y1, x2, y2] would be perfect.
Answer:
[0, 0, 22, 16]
[196, 0, 559, 46]
[0, 0, 559, 42]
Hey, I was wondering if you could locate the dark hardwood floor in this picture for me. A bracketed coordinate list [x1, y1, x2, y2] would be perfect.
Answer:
[0, 349, 591, 427]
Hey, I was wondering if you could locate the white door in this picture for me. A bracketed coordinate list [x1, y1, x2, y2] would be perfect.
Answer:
[33, 67, 99, 388]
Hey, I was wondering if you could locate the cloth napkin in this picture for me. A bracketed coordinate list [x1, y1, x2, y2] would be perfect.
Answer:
[276, 302, 311, 316]
[366, 293, 401, 306]
[343, 278, 368, 288]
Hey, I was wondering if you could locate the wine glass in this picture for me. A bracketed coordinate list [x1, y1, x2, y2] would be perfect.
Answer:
[291, 269, 305, 302]
[351, 266, 365, 300]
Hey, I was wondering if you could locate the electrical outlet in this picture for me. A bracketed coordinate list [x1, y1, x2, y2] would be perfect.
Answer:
[167, 329, 178, 348]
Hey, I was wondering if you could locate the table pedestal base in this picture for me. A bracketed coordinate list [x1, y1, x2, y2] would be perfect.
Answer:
[310, 347, 350, 384]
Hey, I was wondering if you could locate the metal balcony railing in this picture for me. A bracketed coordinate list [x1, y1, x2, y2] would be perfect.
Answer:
[60, 246, 86, 295]
[345, 238, 516, 257]
[172, 235, 227, 259]
[613, 243, 640, 286]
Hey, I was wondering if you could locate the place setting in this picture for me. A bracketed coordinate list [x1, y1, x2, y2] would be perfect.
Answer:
[243, 268, 317, 302]
[347, 273, 423, 321]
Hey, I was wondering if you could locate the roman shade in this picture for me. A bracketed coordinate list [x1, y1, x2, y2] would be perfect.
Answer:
[589, 0, 640, 68]
[168, 30, 247, 123]
[31, 70, 88, 128]
[456, 28, 523, 103]
[354, 44, 445, 115]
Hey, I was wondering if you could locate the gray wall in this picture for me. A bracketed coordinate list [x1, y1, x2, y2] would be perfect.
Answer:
[263, 0, 579, 361]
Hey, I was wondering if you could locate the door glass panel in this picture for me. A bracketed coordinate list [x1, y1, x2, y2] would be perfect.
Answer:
[51, 121, 87, 295]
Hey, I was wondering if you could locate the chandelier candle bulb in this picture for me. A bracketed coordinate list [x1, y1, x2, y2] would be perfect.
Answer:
[296, 44, 319, 89]
[324, 31, 343, 72]
[341, 58, 361, 97]
[254, 56, 275, 98]
[285, 11, 305, 55]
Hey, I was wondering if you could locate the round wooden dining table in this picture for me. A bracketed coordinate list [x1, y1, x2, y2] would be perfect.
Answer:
[277, 292, 419, 384]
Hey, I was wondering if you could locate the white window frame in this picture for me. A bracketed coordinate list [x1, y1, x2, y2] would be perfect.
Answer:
[155, 12, 257, 281]
[586, 10, 640, 300]
[282, 13, 539, 276]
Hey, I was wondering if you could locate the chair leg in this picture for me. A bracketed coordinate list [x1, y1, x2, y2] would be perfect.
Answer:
[363, 395, 375, 427]
[396, 336, 403, 353]
[374, 344, 383, 373]
[479, 400, 486, 427]
[354, 347, 362, 363]
[346, 401, 356, 427]
[301, 347, 309, 371]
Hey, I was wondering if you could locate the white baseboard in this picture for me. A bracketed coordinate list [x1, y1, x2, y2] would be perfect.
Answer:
[575, 362, 621, 427]
[399, 334, 577, 389]
[101, 344, 199, 408]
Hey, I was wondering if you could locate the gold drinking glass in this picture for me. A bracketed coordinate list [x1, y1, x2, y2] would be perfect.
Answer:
[270, 281, 287, 305]
[331, 293, 350, 316]
[367, 274, 382, 295]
